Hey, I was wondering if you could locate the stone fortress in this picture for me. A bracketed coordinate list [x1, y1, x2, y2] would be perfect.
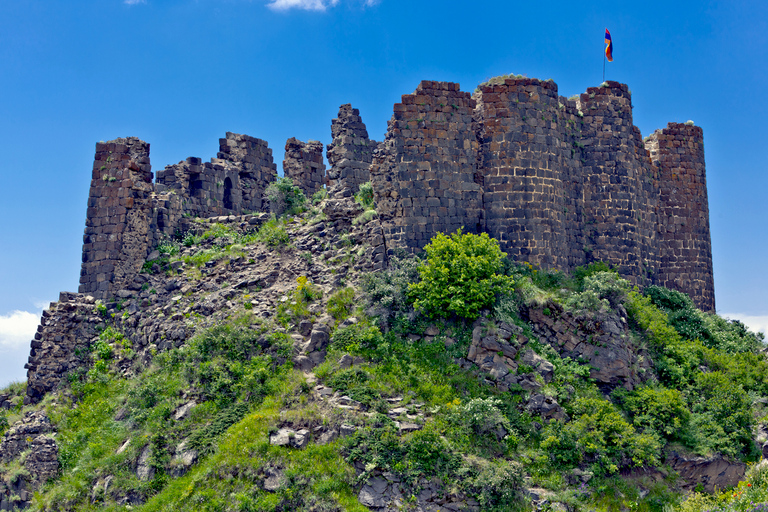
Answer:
[77, 76, 715, 312]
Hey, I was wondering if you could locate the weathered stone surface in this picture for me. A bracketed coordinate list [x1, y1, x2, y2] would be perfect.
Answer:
[668, 452, 746, 493]
[283, 137, 326, 199]
[326, 103, 379, 196]
[136, 445, 155, 481]
[0, 411, 54, 463]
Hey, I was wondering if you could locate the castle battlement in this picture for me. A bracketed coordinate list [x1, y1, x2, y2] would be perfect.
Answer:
[76, 77, 715, 312]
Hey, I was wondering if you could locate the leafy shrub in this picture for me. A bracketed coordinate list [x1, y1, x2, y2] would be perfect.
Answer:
[448, 398, 516, 455]
[618, 386, 690, 441]
[330, 323, 384, 354]
[157, 239, 181, 256]
[564, 271, 628, 316]
[264, 177, 306, 216]
[564, 289, 609, 316]
[345, 422, 461, 488]
[461, 458, 525, 511]
[408, 229, 513, 319]
[582, 271, 629, 308]
[625, 291, 698, 387]
[327, 287, 355, 322]
[541, 397, 660, 474]
[688, 371, 755, 459]
[647, 285, 764, 353]
[362, 252, 420, 324]
[0, 414, 8, 434]
[355, 182, 374, 209]
[256, 218, 290, 247]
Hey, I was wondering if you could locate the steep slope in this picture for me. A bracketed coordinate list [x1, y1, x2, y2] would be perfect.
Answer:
[0, 189, 764, 512]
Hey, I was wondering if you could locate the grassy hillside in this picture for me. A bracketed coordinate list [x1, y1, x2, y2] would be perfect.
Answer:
[1, 184, 765, 512]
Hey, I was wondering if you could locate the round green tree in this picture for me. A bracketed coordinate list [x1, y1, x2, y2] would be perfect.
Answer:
[408, 229, 513, 319]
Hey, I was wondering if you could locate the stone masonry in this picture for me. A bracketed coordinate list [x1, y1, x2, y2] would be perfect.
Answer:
[372, 79, 714, 311]
[79, 137, 154, 298]
[646, 122, 715, 309]
[326, 104, 380, 196]
[283, 138, 326, 198]
[75, 76, 714, 309]
[370, 81, 484, 251]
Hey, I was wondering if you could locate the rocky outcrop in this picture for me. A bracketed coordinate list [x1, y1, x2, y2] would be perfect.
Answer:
[467, 320, 555, 393]
[357, 472, 479, 512]
[526, 302, 650, 390]
[667, 452, 746, 493]
[0, 411, 60, 510]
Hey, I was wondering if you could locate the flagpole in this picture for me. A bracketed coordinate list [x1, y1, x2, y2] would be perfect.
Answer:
[602, 30, 606, 83]
[603, 51, 606, 83]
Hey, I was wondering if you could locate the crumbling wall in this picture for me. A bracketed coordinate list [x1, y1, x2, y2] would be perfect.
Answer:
[370, 80, 483, 252]
[155, 132, 276, 221]
[79, 138, 154, 298]
[283, 138, 326, 198]
[647, 123, 715, 311]
[326, 104, 379, 196]
[24, 293, 100, 404]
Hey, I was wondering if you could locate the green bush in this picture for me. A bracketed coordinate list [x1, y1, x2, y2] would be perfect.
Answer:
[355, 182, 375, 209]
[255, 218, 290, 247]
[327, 287, 355, 322]
[264, 177, 306, 216]
[448, 397, 517, 455]
[688, 371, 755, 459]
[625, 291, 698, 387]
[330, 323, 384, 353]
[362, 252, 420, 323]
[541, 397, 660, 474]
[618, 386, 690, 441]
[408, 229, 513, 319]
[461, 458, 525, 511]
[582, 271, 629, 308]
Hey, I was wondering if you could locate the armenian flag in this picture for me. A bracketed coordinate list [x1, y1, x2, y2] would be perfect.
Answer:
[605, 28, 614, 62]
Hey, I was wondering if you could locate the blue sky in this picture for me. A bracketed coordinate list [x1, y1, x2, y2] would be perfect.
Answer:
[1, 0, 766, 387]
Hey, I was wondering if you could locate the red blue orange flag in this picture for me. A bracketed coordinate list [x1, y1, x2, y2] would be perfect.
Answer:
[605, 28, 614, 62]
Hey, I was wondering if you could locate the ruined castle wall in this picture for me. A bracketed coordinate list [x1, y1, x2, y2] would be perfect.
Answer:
[79, 138, 154, 299]
[155, 132, 276, 221]
[283, 138, 326, 198]
[475, 78, 586, 269]
[326, 104, 379, 196]
[647, 123, 715, 311]
[577, 82, 660, 286]
[370, 81, 483, 252]
[24, 293, 100, 404]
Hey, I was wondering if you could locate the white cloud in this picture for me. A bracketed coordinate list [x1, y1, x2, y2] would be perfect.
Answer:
[265, 0, 385, 11]
[267, 0, 336, 11]
[0, 311, 39, 349]
[721, 313, 768, 335]
[124, 0, 146, 5]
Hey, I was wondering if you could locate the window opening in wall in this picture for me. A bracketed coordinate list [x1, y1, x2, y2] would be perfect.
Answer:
[223, 177, 233, 210]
